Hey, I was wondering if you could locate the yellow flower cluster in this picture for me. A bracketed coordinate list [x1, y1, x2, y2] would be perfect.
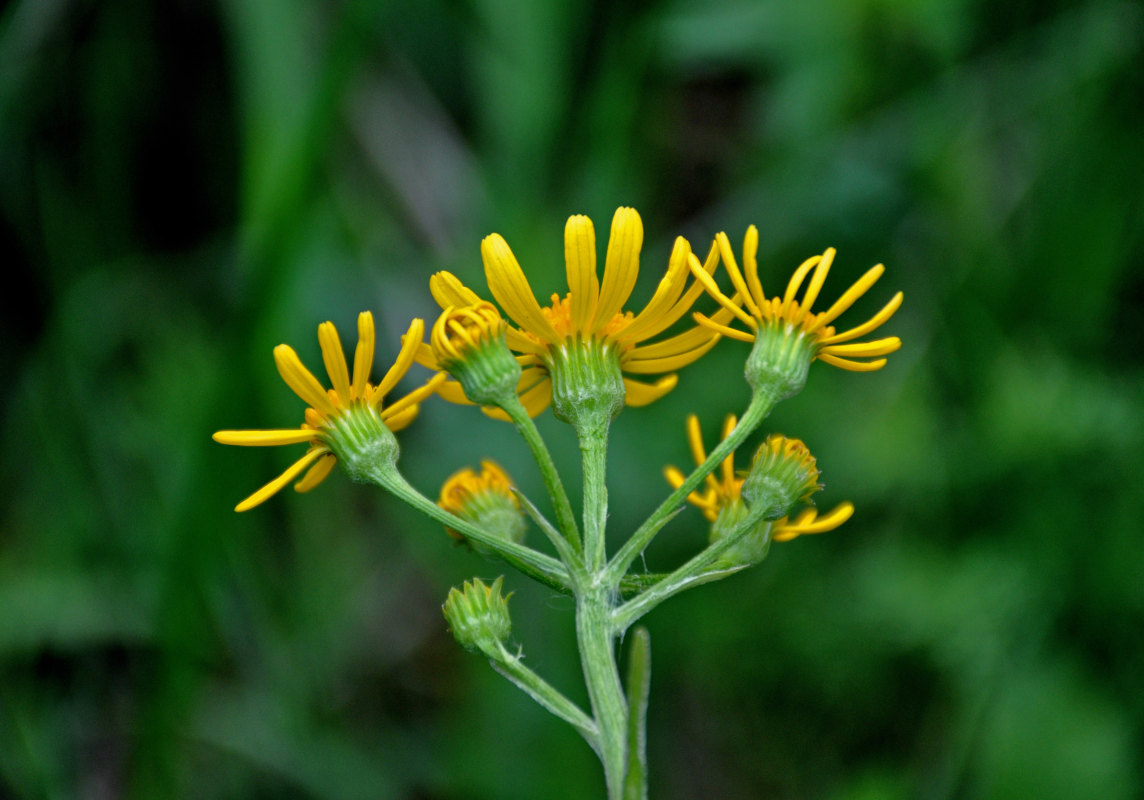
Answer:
[214, 207, 902, 522]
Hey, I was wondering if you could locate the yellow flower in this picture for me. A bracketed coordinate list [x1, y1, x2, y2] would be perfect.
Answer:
[425, 207, 735, 417]
[664, 413, 852, 540]
[691, 226, 903, 371]
[437, 459, 526, 545]
[213, 312, 445, 512]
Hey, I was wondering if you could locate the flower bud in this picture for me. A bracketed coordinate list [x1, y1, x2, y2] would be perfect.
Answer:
[442, 577, 512, 658]
[741, 434, 821, 520]
[438, 461, 527, 552]
[431, 303, 522, 407]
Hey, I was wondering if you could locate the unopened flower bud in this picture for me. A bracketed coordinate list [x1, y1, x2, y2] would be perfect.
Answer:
[442, 576, 512, 658]
[431, 303, 522, 407]
[741, 434, 821, 520]
[438, 461, 527, 552]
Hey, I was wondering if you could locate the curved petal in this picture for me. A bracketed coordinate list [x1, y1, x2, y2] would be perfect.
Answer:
[821, 337, 901, 358]
[214, 429, 317, 446]
[430, 271, 484, 310]
[384, 403, 421, 432]
[592, 207, 643, 331]
[235, 447, 327, 512]
[807, 264, 885, 332]
[382, 372, 447, 419]
[816, 353, 888, 372]
[564, 214, 599, 334]
[435, 378, 474, 405]
[294, 453, 337, 493]
[622, 330, 720, 373]
[689, 258, 757, 329]
[795, 248, 834, 315]
[482, 233, 561, 342]
[374, 318, 424, 402]
[716, 232, 762, 318]
[274, 345, 337, 415]
[818, 291, 903, 345]
[637, 246, 719, 340]
[623, 374, 677, 407]
[742, 225, 765, 310]
[691, 312, 755, 343]
[352, 312, 376, 398]
[620, 237, 692, 342]
[318, 321, 352, 402]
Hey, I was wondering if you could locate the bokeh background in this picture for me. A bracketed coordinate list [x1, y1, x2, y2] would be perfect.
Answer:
[2, 0, 1142, 797]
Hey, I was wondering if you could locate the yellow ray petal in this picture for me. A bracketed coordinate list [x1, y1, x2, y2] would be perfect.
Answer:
[274, 345, 337, 415]
[593, 207, 643, 331]
[742, 226, 765, 312]
[621, 236, 693, 342]
[807, 264, 885, 332]
[318, 321, 352, 402]
[352, 312, 376, 398]
[518, 375, 553, 417]
[213, 429, 317, 446]
[689, 259, 757, 329]
[374, 318, 424, 401]
[719, 414, 738, 490]
[773, 502, 854, 541]
[822, 337, 901, 358]
[637, 246, 722, 340]
[412, 340, 439, 370]
[817, 353, 888, 372]
[796, 248, 834, 315]
[294, 453, 337, 493]
[564, 214, 599, 334]
[663, 465, 687, 490]
[781, 254, 824, 314]
[430, 271, 483, 310]
[482, 233, 561, 342]
[435, 378, 474, 405]
[622, 330, 721, 373]
[716, 232, 762, 318]
[382, 372, 447, 419]
[384, 403, 421, 432]
[691, 312, 756, 343]
[623, 374, 677, 406]
[818, 292, 903, 345]
[235, 447, 327, 512]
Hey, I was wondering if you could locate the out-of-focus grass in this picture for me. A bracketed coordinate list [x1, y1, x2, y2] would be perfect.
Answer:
[1, 0, 1142, 798]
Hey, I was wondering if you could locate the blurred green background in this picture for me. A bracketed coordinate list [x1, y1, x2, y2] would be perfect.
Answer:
[2, 0, 1142, 797]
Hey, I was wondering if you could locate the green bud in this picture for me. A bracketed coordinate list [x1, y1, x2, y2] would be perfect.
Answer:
[741, 434, 821, 520]
[443, 577, 513, 658]
[438, 461, 527, 552]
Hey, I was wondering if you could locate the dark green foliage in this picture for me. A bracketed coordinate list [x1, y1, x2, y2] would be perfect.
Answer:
[1, 0, 1141, 797]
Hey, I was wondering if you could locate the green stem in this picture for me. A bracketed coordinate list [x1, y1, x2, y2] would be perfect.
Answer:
[492, 643, 599, 749]
[514, 489, 587, 587]
[578, 417, 611, 572]
[604, 390, 775, 585]
[502, 396, 582, 554]
[577, 589, 628, 800]
[613, 504, 772, 631]
[622, 627, 651, 800]
[376, 469, 573, 594]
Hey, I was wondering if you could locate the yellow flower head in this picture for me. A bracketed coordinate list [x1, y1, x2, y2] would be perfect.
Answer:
[691, 226, 903, 372]
[664, 413, 852, 541]
[426, 207, 735, 417]
[438, 459, 518, 516]
[429, 302, 504, 367]
[213, 313, 445, 512]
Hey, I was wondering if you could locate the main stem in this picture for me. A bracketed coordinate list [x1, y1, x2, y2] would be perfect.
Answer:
[577, 588, 628, 800]
[576, 414, 628, 799]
